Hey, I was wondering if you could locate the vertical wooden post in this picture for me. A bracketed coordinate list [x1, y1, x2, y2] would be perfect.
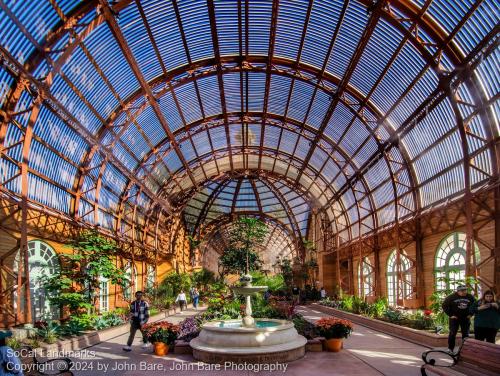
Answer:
[335, 235, 341, 294]
[348, 252, 354, 295]
[415, 219, 426, 306]
[373, 237, 382, 298]
[395, 224, 402, 306]
[494, 186, 500, 294]
[18, 94, 41, 325]
[358, 242, 363, 298]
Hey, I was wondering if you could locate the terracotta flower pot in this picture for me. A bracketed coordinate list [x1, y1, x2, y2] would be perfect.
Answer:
[154, 342, 169, 356]
[324, 338, 343, 352]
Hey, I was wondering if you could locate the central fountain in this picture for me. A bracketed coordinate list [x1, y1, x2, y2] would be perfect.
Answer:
[190, 274, 307, 364]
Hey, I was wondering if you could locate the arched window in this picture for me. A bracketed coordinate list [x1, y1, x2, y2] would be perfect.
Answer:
[14, 240, 60, 321]
[435, 232, 480, 291]
[386, 250, 413, 306]
[99, 276, 109, 312]
[357, 257, 374, 297]
[146, 265, 156, 290]
[123, 262, 138, 301]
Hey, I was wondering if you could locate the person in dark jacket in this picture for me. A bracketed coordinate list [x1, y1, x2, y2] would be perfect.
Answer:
[123, 291, 150, 352]
[442, 285, 475, 351]
[470, 290, 499, 343]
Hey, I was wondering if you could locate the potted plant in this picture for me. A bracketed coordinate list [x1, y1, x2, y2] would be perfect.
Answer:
[315, 317, 353, 352]
[142, 321, 179, 356]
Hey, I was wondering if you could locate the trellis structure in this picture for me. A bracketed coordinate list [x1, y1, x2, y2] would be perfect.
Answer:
[0, 0, 498, 323]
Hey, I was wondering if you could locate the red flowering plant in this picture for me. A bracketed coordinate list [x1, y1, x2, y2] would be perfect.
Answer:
[142, 321, 179, 345]
[315, 318, 353, 339]
[424, 309, 432, 316]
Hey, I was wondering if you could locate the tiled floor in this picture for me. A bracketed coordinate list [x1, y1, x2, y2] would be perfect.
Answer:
[68, 306, 436, 376]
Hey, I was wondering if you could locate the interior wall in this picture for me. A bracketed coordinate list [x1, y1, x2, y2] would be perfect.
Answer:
[327, 220, 496, 309]
[0, 216, 196, 327]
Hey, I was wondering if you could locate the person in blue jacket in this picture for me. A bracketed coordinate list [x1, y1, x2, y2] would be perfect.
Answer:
[470, 290, 500, 343]
[0, 331, 23, 376]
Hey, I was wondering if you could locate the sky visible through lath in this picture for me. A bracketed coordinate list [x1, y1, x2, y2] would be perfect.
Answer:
[0, 0, 498, 251]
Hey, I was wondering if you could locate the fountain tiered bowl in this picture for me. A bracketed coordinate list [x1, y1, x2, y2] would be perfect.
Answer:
[190, 275, 307, 364]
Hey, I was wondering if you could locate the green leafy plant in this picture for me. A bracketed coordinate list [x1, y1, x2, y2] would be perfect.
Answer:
[274, 258, 293, 290]
[366, 297, 388, 318]
[406, 310, 434, 330]
[219, 217, 267, 275]
[93, 311, 125, 330]
[351, 295, 368, 314]
[292, 313, 318, 339]
[149, 307, 160, 316]
[383, 307, 406, 324]
[192, 268, 216, 292]
[219, 247, 262, 276]
[27, 338, 41, 348]
[61, 318, 88, 336]
[145, 272, 192, 311]
[339, 295, 355, 311]
[251, 272, 285, 293]
[42, 230, 128, 316]
[35, 321, 61, 344]
[67, 313, 96, 330]
[6, 337, 22, 349]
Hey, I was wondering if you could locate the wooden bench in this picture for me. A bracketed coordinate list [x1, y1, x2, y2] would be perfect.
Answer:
[19, 346, 73, 376]
[421, 338, 500, 376]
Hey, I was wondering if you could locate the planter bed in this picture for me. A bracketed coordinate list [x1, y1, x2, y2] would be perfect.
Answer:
[16, 305, 198, 354]
[305, 337, 324, 352]
[311, 303, 449, 348]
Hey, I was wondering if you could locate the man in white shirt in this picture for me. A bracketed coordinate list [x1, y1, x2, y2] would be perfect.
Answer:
[176, 291, 187, 311]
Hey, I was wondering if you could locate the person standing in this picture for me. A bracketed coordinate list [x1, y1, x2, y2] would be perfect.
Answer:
[192, 288, 200, 310]
[470, 290, 500, 343]
[176, 290, 187, 311]
[189, 286, 195, 302]
[123, 291, 150, 351]
[442, 285, 475, 352]
[264, 289, 271, 302]
[292, 286, 300, 304]
[0, 330, 23, 376]
[320, 287, 327, 300]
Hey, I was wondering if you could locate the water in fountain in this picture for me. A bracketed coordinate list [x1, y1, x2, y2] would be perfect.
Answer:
[190, 273, 307, 363]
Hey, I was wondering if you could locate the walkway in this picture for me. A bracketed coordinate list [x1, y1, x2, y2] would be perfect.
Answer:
[295, 305, 432, 376]
[69, 305, 433, 376]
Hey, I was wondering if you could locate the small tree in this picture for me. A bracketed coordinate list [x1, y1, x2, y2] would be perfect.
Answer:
[275, 258, 293, 289]
[192, 268, 216, 292]
[43, 229, 128, 315]
[219, 216, 268, 276]
[219, 247, 262, 275]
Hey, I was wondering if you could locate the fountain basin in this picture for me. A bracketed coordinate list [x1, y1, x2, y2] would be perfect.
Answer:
[231, 285, 268, 295]
[190, 319, 307, 364]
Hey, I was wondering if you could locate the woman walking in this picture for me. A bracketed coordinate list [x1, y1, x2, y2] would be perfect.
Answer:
[471, 290, 500, 343]
[192, 288, 200, 310]
[176, 290, 187, 311]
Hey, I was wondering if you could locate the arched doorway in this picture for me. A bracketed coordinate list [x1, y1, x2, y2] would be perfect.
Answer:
[14, 240, 60, 322]
[386, 250, 412, 307]
[435, 232, 481, 292]
[358, 257, 375, 298]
